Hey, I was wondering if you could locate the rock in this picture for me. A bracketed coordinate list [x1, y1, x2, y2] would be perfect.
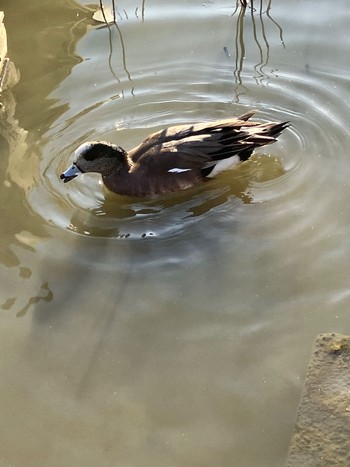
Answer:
[287, 333, 350, 466]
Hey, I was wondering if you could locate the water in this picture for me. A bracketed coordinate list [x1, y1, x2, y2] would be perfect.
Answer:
[1, 0, 350, 465]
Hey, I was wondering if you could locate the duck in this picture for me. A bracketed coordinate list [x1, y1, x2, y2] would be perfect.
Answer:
[60, 110, 288, 197]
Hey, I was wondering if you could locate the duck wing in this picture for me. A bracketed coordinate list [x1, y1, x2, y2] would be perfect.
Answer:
[129, 114, 287, 175]
[128, 112, 256, 163]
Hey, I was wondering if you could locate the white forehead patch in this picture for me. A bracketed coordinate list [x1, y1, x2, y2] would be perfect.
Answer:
[168, 168, 192, 174]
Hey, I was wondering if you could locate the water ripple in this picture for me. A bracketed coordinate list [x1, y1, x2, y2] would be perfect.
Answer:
[18, 60, 350, 242]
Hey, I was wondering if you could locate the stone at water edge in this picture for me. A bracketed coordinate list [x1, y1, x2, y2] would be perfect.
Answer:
[287, 333, 350, 466]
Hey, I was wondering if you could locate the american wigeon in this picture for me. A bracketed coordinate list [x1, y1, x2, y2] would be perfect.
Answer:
[60, 110, 288, 197]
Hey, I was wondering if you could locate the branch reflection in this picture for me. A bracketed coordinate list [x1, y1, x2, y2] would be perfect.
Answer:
[231, 0, 285, 101]
[95, 1, 146, 88]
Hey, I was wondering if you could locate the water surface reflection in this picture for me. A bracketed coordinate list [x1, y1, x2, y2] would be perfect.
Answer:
[1, 1, 350, 466]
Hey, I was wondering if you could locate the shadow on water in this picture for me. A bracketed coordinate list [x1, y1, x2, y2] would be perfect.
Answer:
[229, 0, 285, 101]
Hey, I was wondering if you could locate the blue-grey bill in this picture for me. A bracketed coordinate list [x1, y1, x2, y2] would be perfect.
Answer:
[60, 164, 82, 183]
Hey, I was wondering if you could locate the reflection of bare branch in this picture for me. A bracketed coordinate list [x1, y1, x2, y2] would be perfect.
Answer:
[232, 3, 248, 101]
[231, 0, 285, 101]
[97, 1, 146, 84]
[257, 0, 270, 82]
[97, 1, 121, 83]
[112, 0, 117, 23]
[106, 27, 121, 83]
[99, 0, 109, 24]
[115, 21, 131, 81]
[142, 0, 146, 22]
[99, 1, 145, 21]
[250, 5, 265, 83]
[266, 0, 285, 47]
[233, 3, 244, 83]
[231, 1, 239, 16]
[97, 1, 133, 83]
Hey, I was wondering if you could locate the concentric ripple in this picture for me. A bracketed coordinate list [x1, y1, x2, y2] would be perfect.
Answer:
[14, 49, 350, 242]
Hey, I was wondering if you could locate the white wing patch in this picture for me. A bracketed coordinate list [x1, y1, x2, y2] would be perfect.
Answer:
[206, 155, 241, 178]
[168, 168, 192, 174]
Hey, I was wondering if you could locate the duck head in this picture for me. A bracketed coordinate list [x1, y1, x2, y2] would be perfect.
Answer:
[60, 141, 127, 183]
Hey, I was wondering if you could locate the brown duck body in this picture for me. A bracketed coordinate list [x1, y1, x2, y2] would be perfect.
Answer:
[60, 110, 288, 197]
